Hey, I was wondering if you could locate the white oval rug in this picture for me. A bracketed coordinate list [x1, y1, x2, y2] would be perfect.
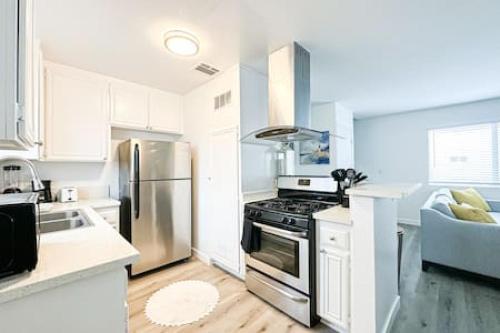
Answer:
[145, 280, 220, 327]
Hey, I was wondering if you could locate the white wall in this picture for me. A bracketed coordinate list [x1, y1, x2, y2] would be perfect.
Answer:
[295, 102, 354, 176]
[354, 97, 500, 224]
[34, 128, 179, 200]
[182, 65, 241, 257]
[295, 102, 337, 176]
[240, 66, 276, 192]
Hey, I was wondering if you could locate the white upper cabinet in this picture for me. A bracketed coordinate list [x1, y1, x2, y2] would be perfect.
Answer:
[44, 62, 109, 162]
[110, 82, 183, 135]
[109, 80, 149, 129]
[149, 89, 183, 134]
[0, 0, 36, 150]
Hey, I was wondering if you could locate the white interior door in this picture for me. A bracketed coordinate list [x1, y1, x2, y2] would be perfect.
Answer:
[209, 127, 240, 273]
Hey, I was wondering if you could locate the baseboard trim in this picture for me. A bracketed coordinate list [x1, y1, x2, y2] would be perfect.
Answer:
[212, 260, 244, 281]
[381, 296, 400, 333]
[192, 247, 211, 265]
[398, 218, 420, 226]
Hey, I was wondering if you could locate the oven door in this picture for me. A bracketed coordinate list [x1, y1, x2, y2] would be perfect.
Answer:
[246, 221, 309, 294]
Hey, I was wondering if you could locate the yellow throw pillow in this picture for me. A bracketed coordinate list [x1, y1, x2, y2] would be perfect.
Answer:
[449, 203, 495, 223]
[451, 188, 491, 212]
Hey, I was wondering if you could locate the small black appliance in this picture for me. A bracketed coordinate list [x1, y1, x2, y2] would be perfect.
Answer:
[0, 193, 39, 279]
[38, 180, 53, 203]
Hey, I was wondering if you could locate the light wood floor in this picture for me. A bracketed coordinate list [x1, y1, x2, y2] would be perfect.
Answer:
[391, 225, 500, 333]
[128, 225, 500, 333]
[128, 259, 333, 333]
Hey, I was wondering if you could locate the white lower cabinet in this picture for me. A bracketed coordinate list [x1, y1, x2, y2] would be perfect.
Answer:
[94, 206, 120, 231]
[318, 222, 351, 332]
[319, 247, 350, 330]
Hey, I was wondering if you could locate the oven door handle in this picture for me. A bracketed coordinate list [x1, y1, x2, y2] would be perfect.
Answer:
[249, 271, 309, 303]
[252, 222, 308, 239]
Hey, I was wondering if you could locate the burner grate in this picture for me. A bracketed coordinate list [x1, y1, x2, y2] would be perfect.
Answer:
[253, 198, 334, 215]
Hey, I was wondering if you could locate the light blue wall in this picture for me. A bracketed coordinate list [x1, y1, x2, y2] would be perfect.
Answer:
[354, 97, 500, 224]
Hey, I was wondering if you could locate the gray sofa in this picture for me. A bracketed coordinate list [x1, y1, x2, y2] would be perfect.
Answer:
[420, 188, 500, 279]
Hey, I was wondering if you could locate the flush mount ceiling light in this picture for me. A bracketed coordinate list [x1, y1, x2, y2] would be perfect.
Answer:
[163, 30, 199, 56]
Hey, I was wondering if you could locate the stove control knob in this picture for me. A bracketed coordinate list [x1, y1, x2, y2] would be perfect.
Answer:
[249, 210, 256, 217]
[256, 211, 262, 218]
[282, 217, 289, 224]
[289, 219, 296, 225]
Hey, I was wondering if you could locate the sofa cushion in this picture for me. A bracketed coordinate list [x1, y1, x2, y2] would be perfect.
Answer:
[431, 195, 455, 217]
[451, 188, 492, 212]
[435, 188, 457, 203]
[449, 203, 495, 224]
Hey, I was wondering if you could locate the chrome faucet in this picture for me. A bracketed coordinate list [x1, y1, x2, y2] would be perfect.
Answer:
[0, 157, 44, 192]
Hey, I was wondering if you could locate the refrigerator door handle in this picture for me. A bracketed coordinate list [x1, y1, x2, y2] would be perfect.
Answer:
[133, 144, 140, 219]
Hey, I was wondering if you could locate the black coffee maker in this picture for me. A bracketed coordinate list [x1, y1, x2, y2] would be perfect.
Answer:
[38, 180, 53, 203]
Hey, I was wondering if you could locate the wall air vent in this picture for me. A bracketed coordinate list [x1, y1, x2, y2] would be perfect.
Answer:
[194, 63, 220, 76]
[214, 90, 232, 111]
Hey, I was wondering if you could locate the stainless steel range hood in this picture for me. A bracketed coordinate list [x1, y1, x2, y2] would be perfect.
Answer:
[242, 42, 324, 144]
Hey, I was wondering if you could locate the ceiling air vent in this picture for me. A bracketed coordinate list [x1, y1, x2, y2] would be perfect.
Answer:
[194, 63, 220, 76]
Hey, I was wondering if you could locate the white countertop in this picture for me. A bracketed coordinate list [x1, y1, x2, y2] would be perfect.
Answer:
[346, 183, 422, 199]
[39, 198, 121, 212]
[242, 190, 277, 204]
[313, 206, 351, 225]
[0, 199, 139, 305]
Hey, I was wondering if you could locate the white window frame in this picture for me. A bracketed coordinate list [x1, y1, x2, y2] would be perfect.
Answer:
[428, 122, 500, 185]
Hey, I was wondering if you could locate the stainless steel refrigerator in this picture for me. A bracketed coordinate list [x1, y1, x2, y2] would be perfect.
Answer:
[118, 139, 191, 276]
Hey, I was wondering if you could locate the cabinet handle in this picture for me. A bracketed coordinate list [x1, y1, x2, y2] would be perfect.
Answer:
[320, 249, 327, 254]
[330, 236, 336, 241]
[34, 141, 43, 146]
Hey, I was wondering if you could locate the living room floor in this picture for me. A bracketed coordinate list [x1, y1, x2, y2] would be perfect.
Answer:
[392, 225, 500, 333]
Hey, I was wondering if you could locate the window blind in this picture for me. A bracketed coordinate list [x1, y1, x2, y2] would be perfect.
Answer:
[428, 123, 500, 184]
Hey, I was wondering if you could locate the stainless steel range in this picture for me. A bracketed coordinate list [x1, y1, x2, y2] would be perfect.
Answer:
[242, 176, 338, 327]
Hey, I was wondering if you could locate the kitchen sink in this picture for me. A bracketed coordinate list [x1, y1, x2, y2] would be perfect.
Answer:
[39, 209, 93, 234]
[40, 210, 80, 222]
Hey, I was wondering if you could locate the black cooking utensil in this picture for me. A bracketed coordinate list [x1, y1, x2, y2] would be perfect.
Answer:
[331, 169, 347, 181]
[354, 175, 368, 184]
[345, 168, 356, 188]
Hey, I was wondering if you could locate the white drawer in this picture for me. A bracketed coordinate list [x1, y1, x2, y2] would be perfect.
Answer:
[320, 227, 349, 251]
[95, 208, 119, 225]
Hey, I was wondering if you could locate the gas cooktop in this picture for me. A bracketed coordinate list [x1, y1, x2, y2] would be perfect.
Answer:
[247, 198, 336, 216]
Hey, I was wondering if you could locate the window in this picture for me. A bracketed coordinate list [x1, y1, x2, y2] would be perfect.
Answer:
[428, 123, 500, 184]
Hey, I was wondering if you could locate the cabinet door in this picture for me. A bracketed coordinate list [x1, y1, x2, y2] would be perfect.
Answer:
[17, 0, 36, 147]
[209, 127, 240, 273]
[0, 0, 35, 150]
[94, 207, 120, 231]
[148, 89, 183, 134]
[319, 248, 350, 330]
[109, 81, 149, 129]
[44, 63, 109, 161]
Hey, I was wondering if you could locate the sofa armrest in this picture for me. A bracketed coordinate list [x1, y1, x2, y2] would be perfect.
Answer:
[487, 200, 500, 212]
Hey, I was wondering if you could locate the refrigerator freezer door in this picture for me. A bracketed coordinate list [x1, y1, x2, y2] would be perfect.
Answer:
[130, 179, 191, 275]
[120, 139, 191, 182]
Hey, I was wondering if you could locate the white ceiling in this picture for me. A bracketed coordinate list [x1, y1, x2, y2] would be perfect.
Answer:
[36, 0, 500, 118]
